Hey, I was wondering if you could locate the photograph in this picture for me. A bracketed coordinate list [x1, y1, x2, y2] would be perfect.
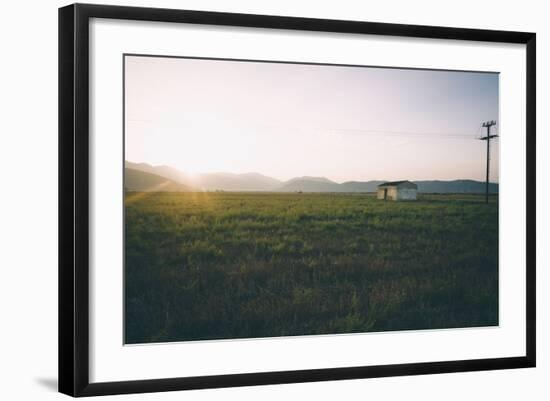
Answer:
[123, 54, 499, 344]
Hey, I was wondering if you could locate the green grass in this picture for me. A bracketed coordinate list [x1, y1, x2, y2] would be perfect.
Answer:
[124, 192, 498, 344]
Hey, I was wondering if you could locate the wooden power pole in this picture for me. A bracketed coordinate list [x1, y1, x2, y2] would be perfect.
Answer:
[479, 120, 498, 204]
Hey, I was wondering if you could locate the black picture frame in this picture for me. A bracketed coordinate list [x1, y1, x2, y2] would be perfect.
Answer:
[59, 3, 536, 397]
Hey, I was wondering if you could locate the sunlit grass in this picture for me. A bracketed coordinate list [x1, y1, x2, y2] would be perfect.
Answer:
[125, 192, 498, 343]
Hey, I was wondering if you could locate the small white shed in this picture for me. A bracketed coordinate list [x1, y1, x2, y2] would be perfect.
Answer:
[377, 180, 418, 201]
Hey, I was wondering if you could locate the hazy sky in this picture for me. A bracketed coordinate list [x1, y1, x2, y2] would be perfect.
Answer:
[125, 55, 499, 183]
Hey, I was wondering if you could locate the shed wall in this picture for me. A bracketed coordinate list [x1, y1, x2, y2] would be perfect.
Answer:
[377, 187, 417, 201]
[397, 188, 417, 200]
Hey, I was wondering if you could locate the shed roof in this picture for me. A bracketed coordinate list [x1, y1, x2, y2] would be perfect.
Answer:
[378, 180, 418, 189]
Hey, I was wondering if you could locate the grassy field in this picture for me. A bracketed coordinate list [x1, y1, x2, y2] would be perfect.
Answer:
[124, 192, 498, 344]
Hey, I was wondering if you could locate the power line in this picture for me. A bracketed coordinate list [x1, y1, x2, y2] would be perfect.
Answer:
[331, 127, 482, 139]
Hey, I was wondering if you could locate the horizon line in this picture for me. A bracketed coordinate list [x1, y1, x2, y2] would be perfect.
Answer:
[125, 160, 500, 185]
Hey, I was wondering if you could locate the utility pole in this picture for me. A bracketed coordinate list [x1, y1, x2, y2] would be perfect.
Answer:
[479, 120, 498, 204]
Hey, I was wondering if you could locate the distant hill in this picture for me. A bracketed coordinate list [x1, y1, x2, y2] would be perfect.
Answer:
[197, 172, 281, 191]
[125, 161, 498, 193]
[415, 180, 498, 194]
[276, 178, 498, 193]
[340, 181, 385, 192]
[276, 176, 342, 192]
[125, 161, 192, 185]
[126, 161, 281, 191]
[125, 168, 193, 192]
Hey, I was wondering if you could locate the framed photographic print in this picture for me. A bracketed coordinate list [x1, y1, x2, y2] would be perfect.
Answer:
[58, 3, 536, 397]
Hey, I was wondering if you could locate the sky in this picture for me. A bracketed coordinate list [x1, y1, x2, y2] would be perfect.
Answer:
[125, 55, 499, 183]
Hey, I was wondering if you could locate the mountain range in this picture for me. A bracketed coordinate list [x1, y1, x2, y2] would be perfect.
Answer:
[125, 161, 499, 194]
